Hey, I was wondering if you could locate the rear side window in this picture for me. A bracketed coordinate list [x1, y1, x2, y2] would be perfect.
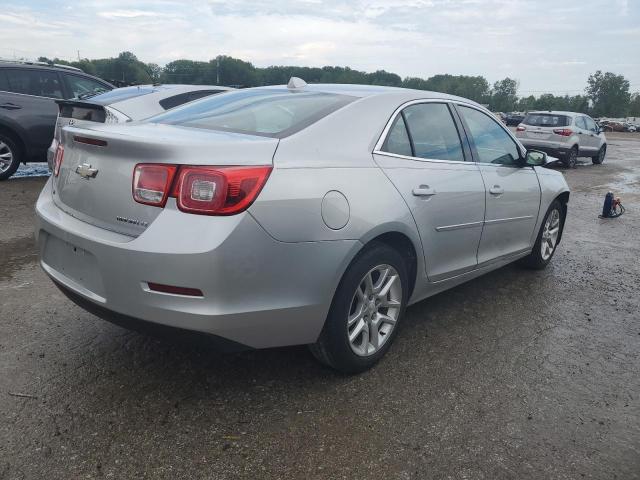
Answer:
[381, 115, 413, 157]
[2, 69, 63, 98]
[402, 103, 465, 161]
[64, 74, 110, 99]
[459, 106, 520, 166]
[151, 89, 355, 138]
[523, 113, 570, 127]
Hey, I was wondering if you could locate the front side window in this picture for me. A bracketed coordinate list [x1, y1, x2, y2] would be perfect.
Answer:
[151, 89, 355, 138]
[64, 74, 110, 99]
[583, 116, 598, 132]
[3, 69, 63, 98]
[402, 103, 465, 161]
[459, 106, 520, 166]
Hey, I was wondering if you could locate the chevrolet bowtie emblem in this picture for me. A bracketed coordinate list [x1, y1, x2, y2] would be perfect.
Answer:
[75, 163, 99, 179]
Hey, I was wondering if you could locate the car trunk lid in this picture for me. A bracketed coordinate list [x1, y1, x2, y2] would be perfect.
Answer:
[53, 123, 278, 236]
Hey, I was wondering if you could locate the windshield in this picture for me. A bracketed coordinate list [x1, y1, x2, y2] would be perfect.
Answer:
[523, 113, 570, 127]
[149, 88, 355, 138]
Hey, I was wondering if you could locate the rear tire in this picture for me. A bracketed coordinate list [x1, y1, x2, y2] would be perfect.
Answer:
[592, 145, 606, 165]
[309, 242, 409, 374]
[0, 133, 21, 181]
[563, 146, 578, 169]
[519, 200, 563, 270]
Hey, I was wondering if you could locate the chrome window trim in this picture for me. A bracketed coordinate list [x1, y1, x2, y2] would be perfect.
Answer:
[373, 150, 477, 166]
[373, 98, 471, 164]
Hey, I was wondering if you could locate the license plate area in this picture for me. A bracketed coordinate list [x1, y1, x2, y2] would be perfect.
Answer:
[42, 233, 106, 298]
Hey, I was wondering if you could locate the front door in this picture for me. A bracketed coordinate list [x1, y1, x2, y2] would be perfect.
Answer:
[456, 104, 541, 264]
[373, 101, 486, 281]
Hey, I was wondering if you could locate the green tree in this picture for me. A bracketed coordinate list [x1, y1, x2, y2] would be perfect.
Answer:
[629, 93, 640, 117]
[489, 78, 518, 112]
[586, 71, 630, 117]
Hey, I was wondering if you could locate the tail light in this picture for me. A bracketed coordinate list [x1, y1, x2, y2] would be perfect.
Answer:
[133, 164, 178, 207]
[516, 125, 526, 132]
[553, 128, 573, 137]
[53, 144, 64, 177]
[132, 164, 272, 215]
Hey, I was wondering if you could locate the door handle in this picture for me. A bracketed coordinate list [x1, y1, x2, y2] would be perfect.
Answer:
[412, 185, 437, 197]
[0, 103, 21, 110]
[489, 185, 504, 195]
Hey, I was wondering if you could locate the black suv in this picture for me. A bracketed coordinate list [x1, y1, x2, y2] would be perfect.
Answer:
[0, 61, 113, 180]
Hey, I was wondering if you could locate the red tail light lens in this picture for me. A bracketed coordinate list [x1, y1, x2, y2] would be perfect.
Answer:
[516, 125, 526, 132]
[133, 164, 178, 207]
[53, 144, 64, 177]
[173, 165, 272, 215]
[553, 128, 573, 137]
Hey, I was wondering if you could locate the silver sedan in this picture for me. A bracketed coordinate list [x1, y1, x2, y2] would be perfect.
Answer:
[36, 78, 570, 373]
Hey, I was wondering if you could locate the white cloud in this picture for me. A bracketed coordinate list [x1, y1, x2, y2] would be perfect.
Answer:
[1, 0, 639, 93]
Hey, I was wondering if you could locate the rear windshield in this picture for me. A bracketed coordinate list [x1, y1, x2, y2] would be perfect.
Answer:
[149, 89, 355, 138]
[523, 113, 570, 127]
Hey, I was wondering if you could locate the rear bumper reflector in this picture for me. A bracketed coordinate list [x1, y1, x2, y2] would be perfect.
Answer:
[73, 136, 108, 147]
[146, 282, 203, 297]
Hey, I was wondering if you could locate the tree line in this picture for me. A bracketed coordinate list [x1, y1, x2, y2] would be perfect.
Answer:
[38, 51, 640, 117]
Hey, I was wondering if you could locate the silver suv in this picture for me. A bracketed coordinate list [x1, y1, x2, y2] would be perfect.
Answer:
[515, 111, 607, 168]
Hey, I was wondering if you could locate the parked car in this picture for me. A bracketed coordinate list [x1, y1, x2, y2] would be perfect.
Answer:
[598, 120, 624, 132]
[36, 79, 570, 373]
[505, 112, 525, 126]
[515, 111, 607, 168]
[0, 60, 113, 180]
[47, 84, 234, 170]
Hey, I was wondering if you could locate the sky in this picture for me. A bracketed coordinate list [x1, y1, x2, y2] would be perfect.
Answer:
[0, 0, 638, 95]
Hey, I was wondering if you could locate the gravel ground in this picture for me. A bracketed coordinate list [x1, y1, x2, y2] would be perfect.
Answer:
[1, 135, 639, 479]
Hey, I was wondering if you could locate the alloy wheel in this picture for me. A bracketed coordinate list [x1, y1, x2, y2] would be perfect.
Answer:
[568, 149, 577, 168]
[541, 209, 560, 260]
[347, 264, 402, 357]
[0, 141, 13, 174]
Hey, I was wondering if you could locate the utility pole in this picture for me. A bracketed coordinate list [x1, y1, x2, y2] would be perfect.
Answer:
[216, 57, 220, 85]
[77, 50, 80, 61]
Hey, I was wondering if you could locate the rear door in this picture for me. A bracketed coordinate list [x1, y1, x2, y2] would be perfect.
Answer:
[373, 101, 486, 281]
[456, 104, 541, 264]
[0, 68, 63, 156]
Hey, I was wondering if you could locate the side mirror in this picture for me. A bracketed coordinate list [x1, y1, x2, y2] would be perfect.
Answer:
[525, 149, 547, 167]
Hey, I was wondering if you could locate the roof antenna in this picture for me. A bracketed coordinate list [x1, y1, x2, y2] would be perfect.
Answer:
[287, 77, 307, 90]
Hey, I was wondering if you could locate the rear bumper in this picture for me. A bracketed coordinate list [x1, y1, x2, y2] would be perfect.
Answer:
[36, 178, 360, 349]
[520, 142, 571, 157]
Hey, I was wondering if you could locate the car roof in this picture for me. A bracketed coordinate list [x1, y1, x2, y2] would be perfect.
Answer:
[0, 61, 114, 86]
[256, 83, 483, 106]
[527, 111, 582, 116]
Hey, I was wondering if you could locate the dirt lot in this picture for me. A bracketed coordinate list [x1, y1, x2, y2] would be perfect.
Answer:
[1, 135, 639, 479]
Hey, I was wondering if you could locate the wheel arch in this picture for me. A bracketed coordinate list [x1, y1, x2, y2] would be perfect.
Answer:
[0, 122, 27, 159]
[555, 191, 570, 244]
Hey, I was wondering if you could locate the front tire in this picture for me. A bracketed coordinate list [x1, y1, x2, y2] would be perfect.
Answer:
[563, 146, 578, 169]
[0, 134, 22, 181]
[309, 242, 409, 374]
[519, 200, 563, 270]
[592, 145, 606, 164]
